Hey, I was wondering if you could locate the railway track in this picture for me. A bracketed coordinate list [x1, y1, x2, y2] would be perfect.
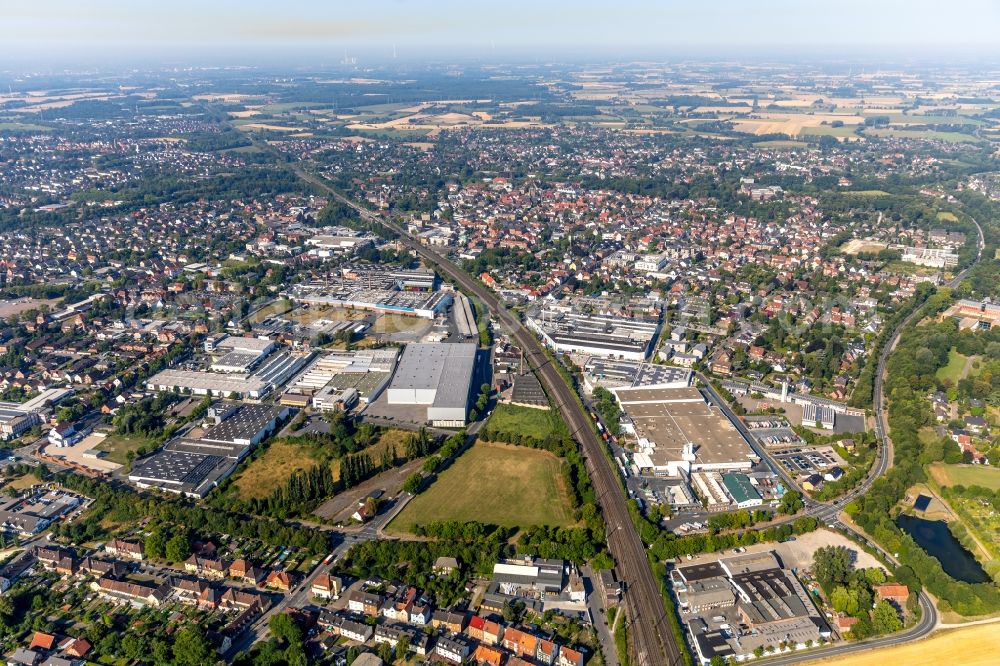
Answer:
[295, 166, 685, 666]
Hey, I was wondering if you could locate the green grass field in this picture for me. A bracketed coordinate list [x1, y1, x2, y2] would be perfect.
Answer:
[937, 211, 960, 222]
[929, 463, 1000, 491]
[95, 433, 157, 465]
[389, 441, 575, 531]
[486, 403, 558, 440]
[936, 348, 968, 384]
[844, 190, 891, 197]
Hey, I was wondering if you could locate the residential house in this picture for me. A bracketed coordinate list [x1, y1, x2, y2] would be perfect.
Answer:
[874, 584, 910, 608]
[473, 645, 504, 666]
[431, 609, 467, 633]
[435, 635, 474, 664]
[265, 570, 293, 592]
[227, 559, 263, 585]
[347, 590, 384, 617]
[311, 573, 341, 600]
[502, 627, 539, 660]
[466, 615, 504, 646]
[104, 539, 144, 561]
[557, 646, 585, 666]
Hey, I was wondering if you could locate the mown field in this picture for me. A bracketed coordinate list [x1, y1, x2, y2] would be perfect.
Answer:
[935, 348, 969, 384]
[388, 441, 575, 531]
[929, 463, 1000, 491]
[801, 623, 1000, 666]
[485, 403, 558, 440]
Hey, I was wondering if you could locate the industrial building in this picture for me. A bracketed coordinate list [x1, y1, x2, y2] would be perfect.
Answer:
[526, 307, 661, 361]
[453, 292, 477, 339]
[509, 373, 549, 409]
[386, 343, 478, 427]
[0, 491, 82, 536]
[900, 246, 958, 268]
[583, 359, 691, 392]
[145, 369, 269, 399]
[0, 388, 74, 440]
[285, 266, 449, 320]
[127, 403, 292, 497]
[802, 402, 836, 430]
[281, 349, 398, 408]
[128, 450, 234, 498]
[146, 351, 310, 400]
[613, 386, 757, 477]
[673, 552, 831, 665]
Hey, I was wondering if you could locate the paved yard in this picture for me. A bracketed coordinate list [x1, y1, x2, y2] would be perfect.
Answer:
[41, 433, 121, 473]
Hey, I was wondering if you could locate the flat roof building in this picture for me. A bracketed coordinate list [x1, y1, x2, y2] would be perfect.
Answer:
[613, 386, 757, 476]
[722, 472, 763, 508]
[526, 306, 661, 361]
[146, 369, 269, 399]
[128, 450, 235, 498]
[387, 343, 478, 427]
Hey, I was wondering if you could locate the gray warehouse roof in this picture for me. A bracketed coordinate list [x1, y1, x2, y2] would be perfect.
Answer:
[201, 403, 283, 444]
[389, 343, 477, 409]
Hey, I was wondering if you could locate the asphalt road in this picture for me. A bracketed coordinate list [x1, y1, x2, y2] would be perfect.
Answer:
[294, 166, 682, 666]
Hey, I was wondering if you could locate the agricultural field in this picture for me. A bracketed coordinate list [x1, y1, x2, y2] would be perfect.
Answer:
[801, 623, 1000, 666]
[865, 128, 980, 143]
[388, 441, 575, 532]
[929, 463, 1000, 491]
[485, 403, 558, 441]
[753, 140, 808, 149]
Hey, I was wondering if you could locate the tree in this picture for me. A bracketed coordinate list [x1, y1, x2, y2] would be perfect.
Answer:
[813, 545, 853, 591]
[402, 472, 423, 494]
[872, 600, 902, 634]
[172, 626, 213, 666]
[396, 636, 411, 661]
[165, 533, 190, 562]
[144, 530, 167, 560]
[269, 613, 303, 647]
[778, 490, 804, 515]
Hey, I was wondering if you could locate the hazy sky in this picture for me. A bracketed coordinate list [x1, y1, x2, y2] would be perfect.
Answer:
[4, 0, 1000, 64]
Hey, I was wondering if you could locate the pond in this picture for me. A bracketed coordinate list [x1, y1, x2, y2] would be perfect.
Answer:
[896, 514, 990, 584]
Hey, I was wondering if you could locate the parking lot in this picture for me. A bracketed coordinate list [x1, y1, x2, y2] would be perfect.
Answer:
[771, 446, 845, 476]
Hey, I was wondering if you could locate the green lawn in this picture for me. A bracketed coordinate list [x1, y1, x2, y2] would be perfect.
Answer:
[485, 403, 557, 440]
[95, 433, 157, 465]
[935, 348, 968, 384]
[388, 441, 575, 532]
[929, 463, 1000, 491]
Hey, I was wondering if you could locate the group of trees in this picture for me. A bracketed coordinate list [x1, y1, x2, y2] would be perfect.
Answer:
[591, 387, 623, 436]
[813, 545, 905, 638]
[342, 524, 509, 607]
[56, 472, 330, 556]
[846, 317, 1000, 616]
[113, 392, 179, 439]
[144, 526, 191, 562]
[849, 282, 939, 407]
[628, 497, 819, 560]
[705, 508, 772, 532]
